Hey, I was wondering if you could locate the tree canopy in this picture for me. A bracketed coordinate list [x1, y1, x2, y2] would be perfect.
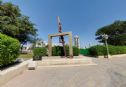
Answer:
[96, 21, 126, 46]
[0, 1, 37, 43]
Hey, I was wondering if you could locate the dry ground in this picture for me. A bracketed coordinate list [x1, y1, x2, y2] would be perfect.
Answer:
[2, 57, 126, 87]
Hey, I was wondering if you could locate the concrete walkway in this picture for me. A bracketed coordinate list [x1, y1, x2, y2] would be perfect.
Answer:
[2, 57, 126, 87]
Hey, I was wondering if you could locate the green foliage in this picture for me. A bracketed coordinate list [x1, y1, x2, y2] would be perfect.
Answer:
[33, 47, 47, 57]
[0, 33, 20, 66]
[52, 46, 79, 56]
[0, 2, 37, 43]
[80, 49, 90, 56]
[109, 45, 126, 55]
[65, 45, 70, 56]
[88, 45, 106, 57]
[73, 46, 80, 56]
[96, 21, 126, 45]
[88, 45, 126, 57]
[52, 46, 63, 56]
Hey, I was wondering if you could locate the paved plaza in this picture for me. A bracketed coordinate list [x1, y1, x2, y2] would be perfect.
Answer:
[2, 57, 126, 87]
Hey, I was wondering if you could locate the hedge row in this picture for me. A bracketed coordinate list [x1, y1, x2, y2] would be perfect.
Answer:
[0, 33, 20, 67]
[32, 46, 79, 57]
[88, 45, 106, 57]
[33, 47, 47, 57]
[88, 45, 126, 57]
[52, 45, 79, 56]
[109, 45, 126, 55]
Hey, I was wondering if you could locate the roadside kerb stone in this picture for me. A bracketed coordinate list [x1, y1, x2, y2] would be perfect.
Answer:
[0, 60, 29, 86]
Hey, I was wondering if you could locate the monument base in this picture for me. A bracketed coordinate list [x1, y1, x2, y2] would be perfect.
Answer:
[37, 56, 96, 66]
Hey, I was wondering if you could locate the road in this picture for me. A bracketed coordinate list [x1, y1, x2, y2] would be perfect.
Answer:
[2, 57, 126, 87]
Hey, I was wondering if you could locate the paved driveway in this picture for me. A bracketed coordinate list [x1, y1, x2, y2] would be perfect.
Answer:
[2, 57, 126, 87]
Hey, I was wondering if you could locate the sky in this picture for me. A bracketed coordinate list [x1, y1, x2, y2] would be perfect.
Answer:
[3, 0, 126, 48]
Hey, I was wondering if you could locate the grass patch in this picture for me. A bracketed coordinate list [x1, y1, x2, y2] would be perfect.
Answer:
[19, 53, 33, 60]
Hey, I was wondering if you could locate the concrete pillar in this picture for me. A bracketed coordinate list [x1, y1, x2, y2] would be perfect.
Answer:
[69, 32, 73, 58]
[48, 32, 73, 58]
[48, 35, 52, 56]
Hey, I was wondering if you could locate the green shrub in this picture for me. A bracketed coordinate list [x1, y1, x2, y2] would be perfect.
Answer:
[52, 46, 63, 56]
[33, 47, 47, 57]
[52, 45, 79, 56]
[88, 45, 126, 57]
[65, 45, 70, 56]
[109, 45, 126, 55]
[0, 33, 20, 66]
[73, 46, 80, 56]
[88, 45, 106, 57]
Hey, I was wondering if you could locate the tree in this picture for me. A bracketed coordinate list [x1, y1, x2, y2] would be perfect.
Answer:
[96, 21, 126, 46]
[0, 1, 37, 43]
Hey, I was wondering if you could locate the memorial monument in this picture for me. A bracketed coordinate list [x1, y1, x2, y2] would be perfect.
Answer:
[48, 16, 73, 58]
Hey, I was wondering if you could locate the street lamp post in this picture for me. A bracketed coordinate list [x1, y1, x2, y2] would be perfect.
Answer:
[102, 34, 110, 58]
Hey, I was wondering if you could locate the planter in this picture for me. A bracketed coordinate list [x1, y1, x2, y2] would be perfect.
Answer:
[33, 56, 42, 61]
[33, 47, 47, 61]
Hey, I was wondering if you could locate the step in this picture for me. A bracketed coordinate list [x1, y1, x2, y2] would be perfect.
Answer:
[37, 57, 94, 66]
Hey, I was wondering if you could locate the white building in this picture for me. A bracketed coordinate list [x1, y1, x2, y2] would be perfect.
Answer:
[21, 39, 46, 54]
[35, 39, 45, 47]
[21, 42, 33, 54]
